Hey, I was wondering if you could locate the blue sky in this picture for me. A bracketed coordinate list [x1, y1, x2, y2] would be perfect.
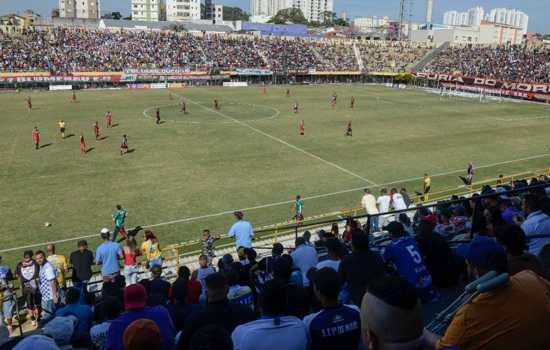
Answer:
[5, 0, 549, 33]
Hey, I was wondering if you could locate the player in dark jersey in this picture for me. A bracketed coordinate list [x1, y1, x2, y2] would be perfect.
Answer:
[350, 96, 355, 108]
[299, 120, 306, 136]
[94, 121, 100, 141]
[80, 133, 86, 154]
[121, 135, 128, 155]
[15, 250, 41, 326]
[106, 111, 112, 128]
[345, 121, 352, 137]
[156, 108, 161, 124]
[180, 102, 188, 115]
[294, 102, 298, 113]
[215, 99, 219, 109]
[32, 127, 40, 149]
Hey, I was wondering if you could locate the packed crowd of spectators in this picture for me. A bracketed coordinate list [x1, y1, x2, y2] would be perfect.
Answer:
[0, 27, 438, 75]
[0, 176, 549, 349]
[422, 45, 550, 84]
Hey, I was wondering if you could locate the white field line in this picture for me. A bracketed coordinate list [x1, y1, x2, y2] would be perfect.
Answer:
[173, 92, 377, 186]
[2, 153, 548, 253]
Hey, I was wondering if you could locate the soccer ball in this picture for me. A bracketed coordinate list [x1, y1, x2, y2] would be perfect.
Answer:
[44, 222, 51, 227]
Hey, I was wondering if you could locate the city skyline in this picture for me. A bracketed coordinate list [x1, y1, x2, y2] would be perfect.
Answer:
[3, 0, 549, 33]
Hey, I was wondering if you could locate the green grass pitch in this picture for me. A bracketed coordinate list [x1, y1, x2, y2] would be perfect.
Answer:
[1, 84, 549, 267]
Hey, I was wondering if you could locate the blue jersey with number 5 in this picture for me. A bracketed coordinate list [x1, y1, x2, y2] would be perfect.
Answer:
[383, 235, 433, 293]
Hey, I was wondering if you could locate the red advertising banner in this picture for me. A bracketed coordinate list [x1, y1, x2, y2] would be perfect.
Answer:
[0, 74, 230, 84]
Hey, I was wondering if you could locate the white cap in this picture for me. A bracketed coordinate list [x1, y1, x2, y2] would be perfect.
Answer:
[101, 228, 110, 234]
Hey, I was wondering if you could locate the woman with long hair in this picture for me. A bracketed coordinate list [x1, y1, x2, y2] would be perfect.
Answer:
[123, 236, 141, 286]
[484, 204, 506, 237]
[331, 223, 339, 237]
[141, 230, 163, 268]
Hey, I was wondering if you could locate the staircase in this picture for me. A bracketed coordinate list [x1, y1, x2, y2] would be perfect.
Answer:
[255, 43, 271, 68]
[353, 43, 364, 71]
[309, 44, 329, 69]
[411, 41, 450, 72]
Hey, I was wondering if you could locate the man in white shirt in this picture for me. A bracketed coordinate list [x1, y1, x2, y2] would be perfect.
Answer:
[514, 194, 550, 256]
[390, 188, 407, 221]
[291, 237, 318, 286]
[377, 188, 391, 230]
[361, 188, 380, 234]
[232, 280, 308, 350]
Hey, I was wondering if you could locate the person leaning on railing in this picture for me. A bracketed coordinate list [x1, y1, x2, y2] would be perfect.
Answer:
[142, 230, 163, 269]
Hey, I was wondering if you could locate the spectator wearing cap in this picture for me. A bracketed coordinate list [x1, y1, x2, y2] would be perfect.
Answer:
[250, 243, 284, 284]
[415, 220, 460, 287]
[291, 237, 318, 287]
[90, 296, 121, 350]
[500, 199, 524, 225]
[55, 288, 93, 338]
[177, 266, 202, 304]
[96, 228, 124, 283]
[228, 211, 254, 249]
[35, 250, 61, 324]
[338, 231, 385, 306]
[105, 283, 175, 350]
[383, 222, 438, 303]
[200, 229, 220, 266]
[168, 279, 202, 333]
[361, 188, 380, 234]
[124, 318, 162, 350]
[15, 250, 41, 326]
[433, 208, 456, 236]
[219, 254, 234, 274]
[12, 334, 58, 350]
[43, 315, 78, 349]
[224, 267, 254, 309]
[70, 240, 94, 304]
[272, 257, 310, 320]
[232, 280, 308, 350]
[494, 225, 550, 281]
[316, 238, 341, 271]
[451, 204, 468, 231]
[191, 255, 216, 303]
[361, 275, 426, 350]
[0, 256, 15, 334]
[237, 247, 249, 265]
[514, 194, 550, 256]
[177, 273, 257, 350]
[377, 188, 391, 230]
[150, 265, 171, 302]
[424, 236, 550, 349]
[303, 267, 361, 350]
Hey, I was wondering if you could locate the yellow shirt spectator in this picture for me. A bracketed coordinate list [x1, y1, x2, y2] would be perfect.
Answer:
[47, 254, 69, 288]
[142, 240, 161, 260]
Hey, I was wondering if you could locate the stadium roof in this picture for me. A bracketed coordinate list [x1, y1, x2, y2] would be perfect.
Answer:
[99, 19, 233, 33]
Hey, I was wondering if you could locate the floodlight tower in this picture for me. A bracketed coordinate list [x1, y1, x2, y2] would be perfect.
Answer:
[398, 0, 405, 41]
[426, 0, 433, 23]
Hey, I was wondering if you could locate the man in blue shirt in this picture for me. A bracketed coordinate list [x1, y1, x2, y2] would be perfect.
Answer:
[55, 288, 93, 337]
[96, 229, 124, 283]
[383, 222, 438, 303]
[105, 283, 175, 350]
[0, 257, 14, 333]
[303, 267, 361, 350]
[228, 211, 254, 249]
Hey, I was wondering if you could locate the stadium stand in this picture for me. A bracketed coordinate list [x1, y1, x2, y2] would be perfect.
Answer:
[421, 45, 550, 84]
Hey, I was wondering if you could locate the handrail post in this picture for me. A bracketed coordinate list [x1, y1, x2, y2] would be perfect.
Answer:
[176, 247, 180, 271]
[275, 227, 278, 243]
[295, 225, 298, 241]
[366, 214, 371, 237]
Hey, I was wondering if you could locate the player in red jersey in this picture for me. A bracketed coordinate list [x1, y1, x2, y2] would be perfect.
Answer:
[94, 121, 100, 141]
[180, 102, 188, 115]
[263, 87, 266, 94]
[286, 88, 290, 97]
[215, 98, 219, 109]
[294, 102, 298, 113]
[32, 127, 40, 149]
[168, 90, 172, 100]
[345, 121, 352, 137]
[80, 133, 86, 153]
[106, 111, 112, 128]
[71, 92, 76, 103]
[332, 93, 337, 107]
[26, 97, 32, 110]
[350, 96, 355, 108]
[156, 108, 161, 124]
[121, 135, 128, 155]
[299, 120, 306, 136]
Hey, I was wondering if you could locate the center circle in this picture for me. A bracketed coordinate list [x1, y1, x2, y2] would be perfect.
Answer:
[143, 102, 280, 124]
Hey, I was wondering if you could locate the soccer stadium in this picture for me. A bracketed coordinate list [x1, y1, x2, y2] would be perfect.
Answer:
[1, 24, 550, 349]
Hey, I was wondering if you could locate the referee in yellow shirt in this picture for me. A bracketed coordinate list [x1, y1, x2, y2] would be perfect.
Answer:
[53, 120, 67, 139]
[423, 174, 431, 201]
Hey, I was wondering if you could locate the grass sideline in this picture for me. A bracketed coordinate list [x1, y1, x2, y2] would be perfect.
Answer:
[1, 84, 550, 269]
